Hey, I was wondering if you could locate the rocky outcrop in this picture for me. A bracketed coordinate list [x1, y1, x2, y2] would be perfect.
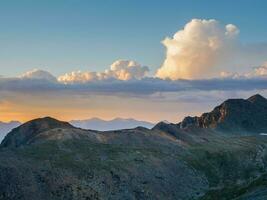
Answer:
[178, 94, 267, 134]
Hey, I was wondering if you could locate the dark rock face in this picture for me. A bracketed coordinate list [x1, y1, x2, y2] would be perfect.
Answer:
[179, 116, 198, 129]
[178, 94, 267, 134]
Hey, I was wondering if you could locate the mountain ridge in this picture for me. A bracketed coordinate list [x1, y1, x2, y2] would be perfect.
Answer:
[2, 94, 267, 148]
[177, 94, 267, 134]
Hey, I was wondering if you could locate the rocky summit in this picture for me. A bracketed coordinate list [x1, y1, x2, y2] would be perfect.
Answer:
[1, 95, 267, 199]
[178, 94, 267, 134]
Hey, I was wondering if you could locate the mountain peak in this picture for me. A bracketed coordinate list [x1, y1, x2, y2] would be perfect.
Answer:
[1, 117, 73, 147]
[247, 94, 267, 103]
[178, 94, 267, 134]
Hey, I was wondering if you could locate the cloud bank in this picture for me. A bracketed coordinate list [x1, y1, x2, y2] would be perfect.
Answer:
[1, 67, 267, 96]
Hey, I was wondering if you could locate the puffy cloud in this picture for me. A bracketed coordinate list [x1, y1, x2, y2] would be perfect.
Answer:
[19, 69, 57, 82]
[108, 60, 149, 80]
[156, 19, 238, 80]
[254, 62, 267, 76]
[57, 71, 98, 83]
[225, 24, 240, 37]
[156, 19, 267, 80]
[58, 60, 149, 83]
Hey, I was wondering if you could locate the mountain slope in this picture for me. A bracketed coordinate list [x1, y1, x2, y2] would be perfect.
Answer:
[1, 95, 267, 199]
[70, 118, 154, 131]
[178, 94, 267, 134]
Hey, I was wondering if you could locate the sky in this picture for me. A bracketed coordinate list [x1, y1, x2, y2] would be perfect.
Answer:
[0, 0, 267, 123]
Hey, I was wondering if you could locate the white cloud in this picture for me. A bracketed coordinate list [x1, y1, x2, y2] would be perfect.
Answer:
[254, 62, 267, 76]
[220, 61, 267, 79]
[108, 60, 149, 80]
[57, 71, 99, 83]
[19, 69, 57, 82]
[58, 60, 149, 83]
[225, 24, 240, 37]
[156, 19, 267, 80]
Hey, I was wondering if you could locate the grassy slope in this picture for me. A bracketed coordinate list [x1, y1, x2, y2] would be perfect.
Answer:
[0, 139, 206, 200]
[1, 134, 267, 199]
[185, 136, 267, 200]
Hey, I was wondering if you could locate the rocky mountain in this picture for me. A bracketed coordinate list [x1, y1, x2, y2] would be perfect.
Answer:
[70, 118, 154, 131]
[0, 121, 21, 142]
[1, 95, 267, 199]
[178, 94, 267, 134]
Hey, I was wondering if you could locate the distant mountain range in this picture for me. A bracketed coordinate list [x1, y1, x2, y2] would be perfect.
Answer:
[2, 94, 267, 199]
[0, 121, 21, 142]
[70, 118, 154, 131]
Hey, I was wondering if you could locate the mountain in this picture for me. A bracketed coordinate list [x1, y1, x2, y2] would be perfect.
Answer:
[0, 121, 21, 142]
[1, 117, 74, 148]
[1, 95, 267, 199]
[70, 117, 154, 131]
[178, 94, 267, 134]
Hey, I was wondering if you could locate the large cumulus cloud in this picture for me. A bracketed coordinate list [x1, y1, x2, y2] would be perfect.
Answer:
[156, 19, 267, 80]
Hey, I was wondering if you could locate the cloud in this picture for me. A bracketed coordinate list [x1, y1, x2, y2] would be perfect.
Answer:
[19, 69, 57, 82]
[1, 74, 267, 123]
[220, 61, 267, 78]
[57, 71, 99, 83]
[58, 60, 149, 83]
[254, 62, 267, 76]
[1, 69, 267, 96]
[156, 19, 267, 80]
[108, 60, 149, 80]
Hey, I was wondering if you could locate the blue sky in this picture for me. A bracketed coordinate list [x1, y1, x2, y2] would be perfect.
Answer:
[0, 0, 267, 76]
